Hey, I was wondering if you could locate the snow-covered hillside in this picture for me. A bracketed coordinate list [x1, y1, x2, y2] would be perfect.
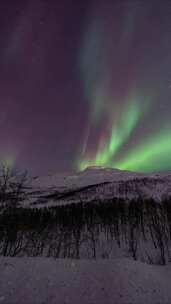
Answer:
[23, 167, 171, 208]
[32, 167, 155, 189]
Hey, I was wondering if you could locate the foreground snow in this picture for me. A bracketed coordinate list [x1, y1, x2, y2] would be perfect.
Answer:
[0, 258, 171, 304]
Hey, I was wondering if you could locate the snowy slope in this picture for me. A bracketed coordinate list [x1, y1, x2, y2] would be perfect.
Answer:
[0, 257, 171, 304]
[32, 167, 171, 189]
[22, 167, 171, 208]
[31, 167, 147, 189]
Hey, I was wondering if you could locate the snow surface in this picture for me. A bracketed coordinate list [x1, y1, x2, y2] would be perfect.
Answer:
[0, 166, 169, 209]
[0, 257, 171, 304]
[32, 167, 171, 189]
[22, 167, 171, 208]
[31, 167, 147, 189]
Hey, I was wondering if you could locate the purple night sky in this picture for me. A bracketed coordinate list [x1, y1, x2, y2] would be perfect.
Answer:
[1, 0, 171, 174]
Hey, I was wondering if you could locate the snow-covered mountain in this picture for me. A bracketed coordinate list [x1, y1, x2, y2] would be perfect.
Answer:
[21, 167, 171, 208]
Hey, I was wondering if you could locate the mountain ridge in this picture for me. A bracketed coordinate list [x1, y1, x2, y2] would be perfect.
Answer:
[21, 167, 171, 208]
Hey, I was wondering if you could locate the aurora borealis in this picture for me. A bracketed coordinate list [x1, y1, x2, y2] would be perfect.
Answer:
[78, 0, 171, 173]
[115, 129, 171, 172]
[1, 0, 171, 174]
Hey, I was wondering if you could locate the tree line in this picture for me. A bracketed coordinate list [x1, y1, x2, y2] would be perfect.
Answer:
[0, 198, 171, 264]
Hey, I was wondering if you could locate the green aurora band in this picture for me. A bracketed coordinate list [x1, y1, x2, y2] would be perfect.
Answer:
[114, 130, 171, 172]
[78, 5, 170, 173]
[78, 18, 149, 172]
[79, 127, 171, 173]
[79, 100, 143, 171]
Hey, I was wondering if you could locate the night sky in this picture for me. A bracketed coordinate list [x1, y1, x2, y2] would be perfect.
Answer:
[1, 0, 171, 174]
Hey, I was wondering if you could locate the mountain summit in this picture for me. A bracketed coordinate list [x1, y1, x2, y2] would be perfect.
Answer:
[23, 168, 171, 209]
